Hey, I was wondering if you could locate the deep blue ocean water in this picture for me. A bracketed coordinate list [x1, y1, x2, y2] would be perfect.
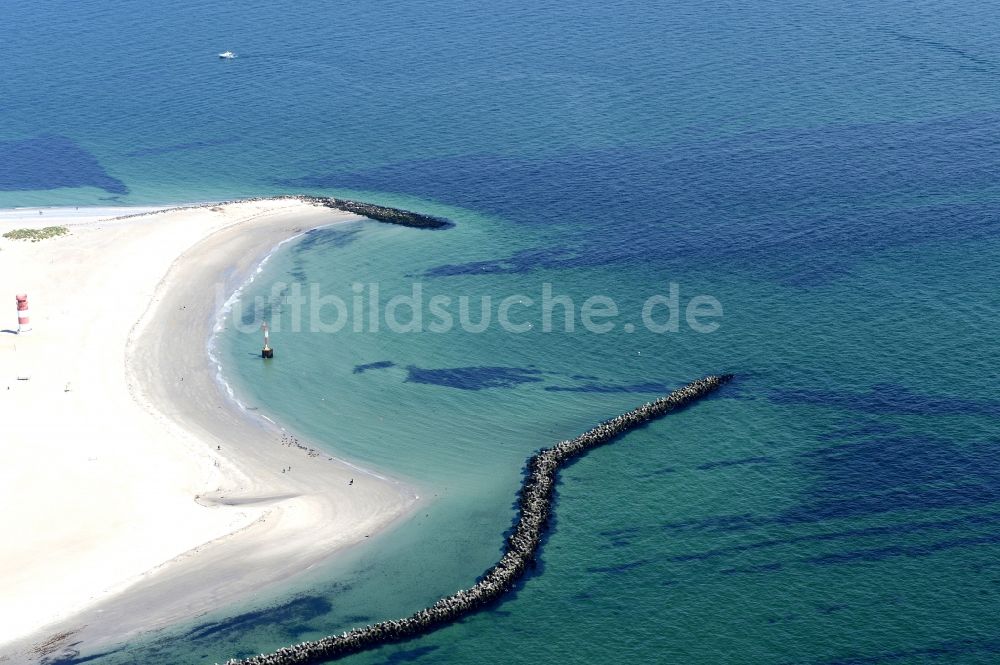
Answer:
[4, 1, 1000, 663]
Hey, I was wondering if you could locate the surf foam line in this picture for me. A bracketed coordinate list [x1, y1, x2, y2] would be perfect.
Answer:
[222, 374, 734, 665]
[206, 228, 307, 413]
[204, 221, 397, 489]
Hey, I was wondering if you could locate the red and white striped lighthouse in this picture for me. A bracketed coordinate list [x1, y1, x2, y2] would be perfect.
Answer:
[15, 294, 31, 333]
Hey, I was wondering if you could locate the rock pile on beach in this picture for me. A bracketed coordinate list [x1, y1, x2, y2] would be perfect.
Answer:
[222, 374, 733, 665]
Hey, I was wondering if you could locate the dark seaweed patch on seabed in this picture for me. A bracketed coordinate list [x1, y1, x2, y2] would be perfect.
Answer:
[760, 384, 1000, 523]
[652, 384, 1000, 571]
[404, 365, 544, 390]
[544, 381, 675, 394]
[666, 511, 1000, 563]
[806, 531, 1000, 566]
[295, 225, 364, 252]
[418, 247, 581, 278]
[656, 425, 1000, 576]
[0, 135, 128, 194]
[354, 361, 396, 374]
[768, 383, 1000, 416]
[281, 113, 1000, 286]
[662, 433, 1000, 533]
[784, 434, 1000, 521]
[803, 634, 1000, 665]
[183, 595, 334, 642]
[43, 647, 124, 665]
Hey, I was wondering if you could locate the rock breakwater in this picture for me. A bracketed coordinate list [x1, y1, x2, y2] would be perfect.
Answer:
[301, 196, 452, 229]
[223, 374, 733, 665]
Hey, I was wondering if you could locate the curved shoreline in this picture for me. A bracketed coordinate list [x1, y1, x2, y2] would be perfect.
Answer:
[110, 203, 423, 645]
[2, 196, 723, 664]
[224, 375, 733, 665]
[0, 199, 426, 662]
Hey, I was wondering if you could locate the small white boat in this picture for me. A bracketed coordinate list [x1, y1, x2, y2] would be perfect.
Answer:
[219, 51, 236, 59]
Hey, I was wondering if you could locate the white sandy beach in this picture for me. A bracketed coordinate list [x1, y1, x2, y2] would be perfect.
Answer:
[0, 200, 418, 662]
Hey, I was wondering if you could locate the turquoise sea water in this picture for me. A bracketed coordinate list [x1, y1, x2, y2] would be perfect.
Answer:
[4, 1, 1000, 663]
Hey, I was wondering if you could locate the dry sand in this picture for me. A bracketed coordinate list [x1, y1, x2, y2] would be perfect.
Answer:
[0, 200, 418, 662]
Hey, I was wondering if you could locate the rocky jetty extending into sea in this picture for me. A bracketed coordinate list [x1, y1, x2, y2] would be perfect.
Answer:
[223, 374, 733, 665]
[299, 196, 453, 229]
[105, 195, 453, 230]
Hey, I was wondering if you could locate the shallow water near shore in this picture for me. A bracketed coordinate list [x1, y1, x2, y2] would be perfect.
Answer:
[6, 0, 1000, 663]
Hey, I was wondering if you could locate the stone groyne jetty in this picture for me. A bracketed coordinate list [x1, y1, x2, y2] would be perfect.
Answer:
[223, 374, 733, 665]
[301, 196, 453, 229]
[106, 195, 453, 230]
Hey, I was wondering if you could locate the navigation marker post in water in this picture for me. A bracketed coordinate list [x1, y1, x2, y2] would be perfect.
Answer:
[261, 321, 273, 359]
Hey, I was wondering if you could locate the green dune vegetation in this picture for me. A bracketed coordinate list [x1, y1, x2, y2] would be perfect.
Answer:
[2, 226, 69, 242]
